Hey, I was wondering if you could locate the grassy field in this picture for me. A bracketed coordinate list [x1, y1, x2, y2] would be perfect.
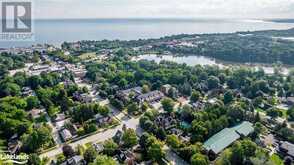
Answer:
[270, 154, 284, 165]
[255, 108, 266, 113]
[78, 52, 96, 60]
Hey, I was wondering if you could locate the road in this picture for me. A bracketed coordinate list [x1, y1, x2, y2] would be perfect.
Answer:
[40, 114, 141, 158]
[40, 110, 187, 165]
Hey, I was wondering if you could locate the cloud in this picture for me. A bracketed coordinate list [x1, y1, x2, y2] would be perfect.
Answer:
[34, 0, 294, 19]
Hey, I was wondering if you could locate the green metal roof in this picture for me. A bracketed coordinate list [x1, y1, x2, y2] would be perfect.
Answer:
[232, 121, 254, 136]
[203, 128, 240, 154]
[203, 121, 254, 154]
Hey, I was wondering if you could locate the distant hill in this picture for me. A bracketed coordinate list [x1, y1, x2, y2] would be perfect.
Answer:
[267, 19, 294, 23]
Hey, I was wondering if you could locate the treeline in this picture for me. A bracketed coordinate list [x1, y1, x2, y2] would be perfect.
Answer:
[157, 32, 294, 65]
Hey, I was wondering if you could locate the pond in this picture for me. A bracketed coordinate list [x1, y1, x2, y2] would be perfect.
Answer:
[134, 54, 290, 75]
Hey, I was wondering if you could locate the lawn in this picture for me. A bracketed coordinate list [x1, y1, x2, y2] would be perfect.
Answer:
[280, 109, 288, 119]
[255, 108, 266, 113]
[270, 154, 284, 165]
[78, 52, 96, 60]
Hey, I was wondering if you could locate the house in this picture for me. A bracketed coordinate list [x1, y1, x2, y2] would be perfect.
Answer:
[278, 141, 294, 159]
[169, 128, 183, 136]
[30, 64, 50, 71]
[204, 121, 254, 158]
[116, 87, 142, 102]
[7, 134, 21, 154]
[191, 101, 205, 111]
[259, 134, 278, 148]
[73, 92, 92, 103]
[155, 114, 177, 130]
[161, 84, 172, 95]
[92, 143, 104, 153]
[177, 97, 189, 106]
[285, 97, 294, 106]
[95, 114, 112, 126]
[60, 129, 73, 142]
[113, 130, 123, 145]
[21, 87, 34, 96]
[116, 150, 136, 164]
[28, 109, 44, 119]
[54, 113, 66, 122]
[60, 155, 86, 165]
[136, 90, 164, 104]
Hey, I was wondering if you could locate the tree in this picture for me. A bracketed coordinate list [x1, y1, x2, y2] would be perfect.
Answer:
[255, 112, 261, 122]
[91, 155, 117, 165]
[254, 122, 266, 136]
[28, 154, 42, 165]
[98, 106, 110, 117]
[180, 82, 192, 96]
[227, 104, 245, 124]
[141, 102, 149, 112]
[84, 146, 98, 163]
[72, 104, 95, 123]
[161, 98, 175, 113]
[179, 144, 202, 161]
[180, 105, 193, 122]
[190, 90, 201, 103]
[103, 139, 118, 156]
[287, 107, 294, 121]
[139, 133, 150, 150]
[207, 76, 220, 89]
[0, 82, 21, 97]
[32, 53, 40, 63]
[156, 127, 166, 141]
[168, 87, 178, 99]
[147, 138, 165, 162]
[122, 128, 138, 148]
[215, 149, 232, 165]
[142, 84, 150, 93]
[48, 106, 60, 117]
[230, 141, 244, 165]
[62, 144, 75, 158]
[84, 123, 97, 134]
[241, 139, 257, 158]
[223, 90, 233, 104]
[191, 121, 208, 142]
[166, 134, 181, 149]
[190, 153, 209, 165]
[26, 96, 40, 110]
[127, 103, 139, 114]
[21, 125, 53, 152]
[267, 108, 282, 119]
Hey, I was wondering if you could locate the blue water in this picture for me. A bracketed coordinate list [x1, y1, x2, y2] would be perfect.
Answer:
[1, 18, 294, 48]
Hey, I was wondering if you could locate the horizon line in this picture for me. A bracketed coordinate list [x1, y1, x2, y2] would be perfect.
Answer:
[29, 17, 293, 21]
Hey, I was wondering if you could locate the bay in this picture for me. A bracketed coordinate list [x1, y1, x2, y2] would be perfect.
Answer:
[1, 18, 294, 48]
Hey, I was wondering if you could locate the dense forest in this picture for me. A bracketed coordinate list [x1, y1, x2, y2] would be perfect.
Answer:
[63, 28, 294, 65]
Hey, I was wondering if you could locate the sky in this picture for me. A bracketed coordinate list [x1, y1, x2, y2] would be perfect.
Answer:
[34, 0, 294, 19]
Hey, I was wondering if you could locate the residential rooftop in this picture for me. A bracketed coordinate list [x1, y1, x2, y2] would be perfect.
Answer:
[203, 121, 254, 154]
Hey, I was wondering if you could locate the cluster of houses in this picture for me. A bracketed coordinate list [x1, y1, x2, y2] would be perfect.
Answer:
[65, 64, 87, 80]
[52, 113, 78, 142]
[28, 64, 66, 76]
[258, 133, 294, 164]
[0, 44, 53, 55]
[116, 86, 165, 106]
